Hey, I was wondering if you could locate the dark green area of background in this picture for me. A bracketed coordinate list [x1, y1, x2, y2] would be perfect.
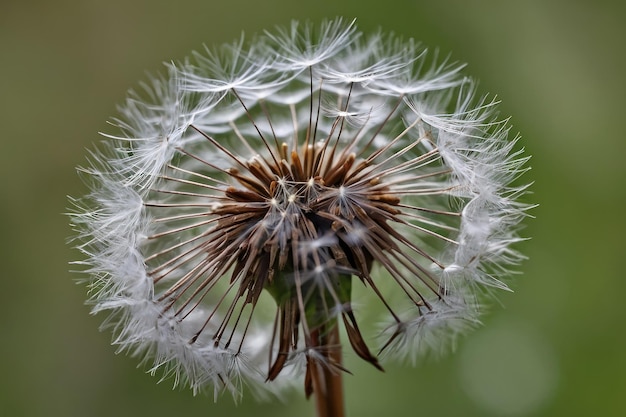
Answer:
[1, 1, 624, 416]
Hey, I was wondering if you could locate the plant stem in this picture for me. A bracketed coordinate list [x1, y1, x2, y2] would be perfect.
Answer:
[310, 324, 345, 417]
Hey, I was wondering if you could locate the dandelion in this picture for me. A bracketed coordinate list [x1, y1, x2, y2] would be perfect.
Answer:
[69, 18, 531, 416]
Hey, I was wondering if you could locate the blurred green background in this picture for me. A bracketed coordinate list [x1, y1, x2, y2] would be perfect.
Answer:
[1, 0, 624, 416]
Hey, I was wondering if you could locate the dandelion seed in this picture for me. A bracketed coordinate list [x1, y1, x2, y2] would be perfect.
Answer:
[69, 17, 532, 415]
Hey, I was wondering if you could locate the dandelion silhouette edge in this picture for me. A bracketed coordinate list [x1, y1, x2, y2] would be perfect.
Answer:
[69, 18, 532, 399]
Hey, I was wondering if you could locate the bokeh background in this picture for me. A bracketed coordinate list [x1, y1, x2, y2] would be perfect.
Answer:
[1, 0, 624, 416]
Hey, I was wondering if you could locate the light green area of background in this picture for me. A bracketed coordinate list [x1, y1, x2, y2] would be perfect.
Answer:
[1, 1, 624, 416]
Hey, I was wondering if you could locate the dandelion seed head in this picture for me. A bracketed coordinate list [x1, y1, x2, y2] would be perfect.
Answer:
[69, 18, 532, 400]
